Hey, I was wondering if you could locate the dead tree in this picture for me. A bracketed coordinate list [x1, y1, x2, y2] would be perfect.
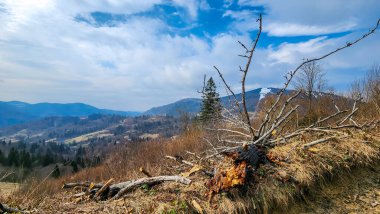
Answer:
[295, 61, 326, 117]
[205, 16, 380, 195]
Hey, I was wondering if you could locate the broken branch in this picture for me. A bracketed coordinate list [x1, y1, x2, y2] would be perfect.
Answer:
[112, 176, 191, 199]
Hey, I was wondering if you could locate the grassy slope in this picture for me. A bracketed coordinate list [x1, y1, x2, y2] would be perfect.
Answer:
[280, 161, 380, 214]
[2, 126, 378, 213]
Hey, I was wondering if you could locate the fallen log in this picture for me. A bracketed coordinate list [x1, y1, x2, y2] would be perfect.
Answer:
[0, 203, 26, 214]
[112, 175, 191, 199]
[62, 182, 103, 189]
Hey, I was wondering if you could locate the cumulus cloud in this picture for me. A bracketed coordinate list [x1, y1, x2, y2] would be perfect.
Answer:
[0, 0, 379, 111]
[238, 0, 379, 36]
[265, 22, 357, 37]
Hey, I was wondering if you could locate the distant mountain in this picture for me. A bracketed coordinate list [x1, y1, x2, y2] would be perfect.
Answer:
[0, 101, 140, 127]
[0, 87, 288, 127]
[144, 88, 285, 116]
[144, 98, 202, 116]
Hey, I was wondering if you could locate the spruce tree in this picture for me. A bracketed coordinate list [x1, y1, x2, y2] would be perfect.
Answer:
[199, 77, 222, 122]
[0, 149, 3, 164]
[52, 164, 61, 178]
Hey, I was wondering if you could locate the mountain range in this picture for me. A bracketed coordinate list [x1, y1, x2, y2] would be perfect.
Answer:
[0, 101, 140, 127]
[0, 88, 282, 127]
[144, 87, 283, 116]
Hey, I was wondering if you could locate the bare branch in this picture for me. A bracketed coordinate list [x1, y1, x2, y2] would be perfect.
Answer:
[309, 110, 348, 128]
[303, 137, 336, 149]
[270, 91, 301, 130]
[241, 14, 262, 140]
[238, 41, 249, 53]
[165, 155, 195, 167]
[337, 108, 358, 126]
[259, 18, 380, 130]
[205, 128, 252, 138]
[253, 105, 300, 145]
[214, 66, 241, 113]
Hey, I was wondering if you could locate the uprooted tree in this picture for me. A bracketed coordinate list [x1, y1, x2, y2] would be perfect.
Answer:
[203, 15, 380, 198]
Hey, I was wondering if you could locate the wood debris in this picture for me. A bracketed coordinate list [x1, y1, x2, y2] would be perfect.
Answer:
[63, 175, 191, 201]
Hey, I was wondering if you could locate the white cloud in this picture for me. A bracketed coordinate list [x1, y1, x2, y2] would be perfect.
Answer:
[171, 0, 203, 18]
[238, 0, 379, 36]
[267, 37, 330, 64]
[0, 0, 379, 111]
[266, 22, 357, 37]
[0, 0, 242, 110]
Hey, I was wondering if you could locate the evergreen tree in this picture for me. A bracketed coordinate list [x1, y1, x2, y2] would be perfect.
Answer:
[7, 148, 20, 166]
[0, 149, 3, 164]
[199, 77, 222, 122]
[71, 160, 79, 173]
[52, 164, 60, 178]
[20, 150, 32, 168]
[41, 149, 55, 166]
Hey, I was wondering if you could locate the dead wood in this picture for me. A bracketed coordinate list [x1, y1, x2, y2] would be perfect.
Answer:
[64, 175, 191, 201]
[303, 137, 337, 149]
[95, 178, 114, 198]
[112, 175, 191, 199]
[207, 144, 267, 201]
[0, 203, 26, 214]
[165, 155, 214, 177]
[73, 192, 86, 197]
[62, 182, 103, 189]
[202, 15, 380, 203]
[191, 200, 204, 214]
[139, 167, 152, 177]
[165, 155, 195, 166]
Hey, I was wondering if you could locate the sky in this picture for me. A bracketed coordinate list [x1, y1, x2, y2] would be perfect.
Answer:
[0, 0, 379, 111]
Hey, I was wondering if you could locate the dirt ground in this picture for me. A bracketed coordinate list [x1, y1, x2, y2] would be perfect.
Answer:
[281, 162, 380, 214]
[0, 182, 20, 198]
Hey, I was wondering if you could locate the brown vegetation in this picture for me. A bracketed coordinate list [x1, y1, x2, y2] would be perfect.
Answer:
[2, 16, 380, 214]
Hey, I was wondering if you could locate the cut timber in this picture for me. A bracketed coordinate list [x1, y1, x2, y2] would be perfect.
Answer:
[112, 175, 191, 199]
[181, 165, 203, 177]
[139, 167, 152, 177]
[191, 200, 204, 214]
[95, 178, 114, 198]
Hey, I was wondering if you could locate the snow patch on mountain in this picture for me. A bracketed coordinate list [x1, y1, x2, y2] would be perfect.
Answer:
[259, 88, 271, 100]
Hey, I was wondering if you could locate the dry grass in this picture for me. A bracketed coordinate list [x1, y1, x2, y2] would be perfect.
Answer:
[216, 128, 380, 213]
[0, 182, 20, 198]
[6, 126, 208, 208]
[4, 123, 380, 213]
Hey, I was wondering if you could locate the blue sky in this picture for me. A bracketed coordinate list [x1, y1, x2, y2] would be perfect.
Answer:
[0, 0, 379, 111]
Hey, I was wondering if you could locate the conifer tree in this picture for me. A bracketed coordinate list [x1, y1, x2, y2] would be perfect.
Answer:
[0, 149, 3, 164]
[199, 77, 222, 122]
[52, 164, 61, 178]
